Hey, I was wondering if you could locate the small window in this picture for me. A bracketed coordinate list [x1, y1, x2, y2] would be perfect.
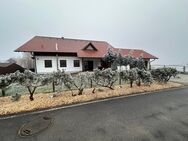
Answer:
[74, 60, 80, 67]
[60, 60, 67, 67]
[44, 60, 52, 68]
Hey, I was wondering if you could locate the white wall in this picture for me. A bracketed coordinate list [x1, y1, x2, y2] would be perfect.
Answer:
[58, 56, 82, 73]
[35, 56, 82, 73]
[35, 56, 57, 73]
[117, 65, 130, 71]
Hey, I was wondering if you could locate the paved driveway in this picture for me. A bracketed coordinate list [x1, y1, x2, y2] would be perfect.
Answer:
[0, 87, 188, 141]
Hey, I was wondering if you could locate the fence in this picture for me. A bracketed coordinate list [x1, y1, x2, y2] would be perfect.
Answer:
[151, 65, 187, 73]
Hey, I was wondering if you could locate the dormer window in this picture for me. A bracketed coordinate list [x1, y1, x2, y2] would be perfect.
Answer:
[83, 43, 97, 51]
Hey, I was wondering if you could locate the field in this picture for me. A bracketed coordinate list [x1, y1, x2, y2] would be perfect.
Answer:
[0, 82, 182, 116]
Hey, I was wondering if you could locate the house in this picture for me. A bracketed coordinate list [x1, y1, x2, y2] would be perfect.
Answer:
[0, 63, 24, 75]
[15, 36, 158, 73]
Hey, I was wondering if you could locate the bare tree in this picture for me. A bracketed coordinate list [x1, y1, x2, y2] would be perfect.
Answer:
[16, 53, 34, 69]
[6, 58, 17, 64]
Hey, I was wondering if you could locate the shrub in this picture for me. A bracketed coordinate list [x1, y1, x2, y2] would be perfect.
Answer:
[103, 48, 117, 64]
[127, 69, 138, 88]
[151, 67, 178, 83]
[140, 70, 153, 86]
[50, 70, 88, 96]
[50, 70, 64, 92]
[86, 72, 95, 88]
[103, 49, 146, 86]
[136, 68, 153, 86]
[60, 72, 75, 96]
[93, 68, 118, 91]
[0, 73, 15, 97]
[72, 73, 90, 95]
[120, 70, 128, 81]
[121, 68, 138, 88]
[15, 70, 50, 101]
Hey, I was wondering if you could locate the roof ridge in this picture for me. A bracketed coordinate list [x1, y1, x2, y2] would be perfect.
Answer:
[0, 62, 14, 67]
[35, 36, 108, 43]
[35, 36, 61, 39]
[115, 48, 143, 51]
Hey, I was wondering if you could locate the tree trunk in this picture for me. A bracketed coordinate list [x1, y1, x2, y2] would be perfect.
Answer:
[69, 89, 75, 96]
[130, 81, 133, 88]
[27, 87, 36, 101]
[30, 93, 34, 101]
[2, 89, 5, 97]
[72, 92, 76, 96]
[52, 81, 55, 92]
[138, 78, 141, 86]
[78, 89, 83, 95]
[119, 66, 122, 85]
[119, 73, 122, 85]
[92, 88, 96, 93]
[108, 86, 114, 90]
[166, 76, 171, 82]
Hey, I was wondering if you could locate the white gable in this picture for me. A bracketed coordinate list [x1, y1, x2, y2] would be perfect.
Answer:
[86, 45, 95, 50]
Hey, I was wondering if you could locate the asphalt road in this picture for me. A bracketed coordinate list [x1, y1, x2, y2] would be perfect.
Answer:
[1, 87, 188, 141]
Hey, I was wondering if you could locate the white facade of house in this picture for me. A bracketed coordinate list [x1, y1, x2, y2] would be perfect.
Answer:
[35, 55, 151, 74]
[35, 56, 83, 74]
[58, 56, 83, 72]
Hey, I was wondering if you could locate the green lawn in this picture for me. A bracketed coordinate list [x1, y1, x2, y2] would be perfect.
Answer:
[0, 77, 127, 97]
[0, 84, 55, 96]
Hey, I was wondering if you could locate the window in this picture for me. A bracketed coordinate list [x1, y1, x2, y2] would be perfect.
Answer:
[44, 60, 52, 68]
[74, 60, 80, 67]
[60, 60, 67, 67]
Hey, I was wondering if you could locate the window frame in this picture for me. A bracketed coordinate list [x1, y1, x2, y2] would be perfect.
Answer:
[44, 60, 52, 68]
[74, 60, 80, 67]
[60, 60, 67, 68]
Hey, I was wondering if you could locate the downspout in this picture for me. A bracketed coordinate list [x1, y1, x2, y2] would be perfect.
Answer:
[82, 58, 84, 71]
[35, 56, 37, 73]
[31, 52, 37, 73]
[56, 54, 59, 71]
[56, 43, 59, 71]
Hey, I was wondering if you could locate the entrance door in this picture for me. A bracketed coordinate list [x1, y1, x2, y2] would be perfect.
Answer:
[84, 61, 93, 71]
[87, 61, 93, 71]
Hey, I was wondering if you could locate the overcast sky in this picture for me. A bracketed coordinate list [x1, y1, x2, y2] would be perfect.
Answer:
[0, 0, 188, 65]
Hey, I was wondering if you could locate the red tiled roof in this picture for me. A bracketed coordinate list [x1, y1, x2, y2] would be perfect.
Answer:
[113, 48, 158, 59]
[15, 36, 158, 59]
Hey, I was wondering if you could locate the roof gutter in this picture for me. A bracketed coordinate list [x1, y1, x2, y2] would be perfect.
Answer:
[149, 58, 157, 63]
